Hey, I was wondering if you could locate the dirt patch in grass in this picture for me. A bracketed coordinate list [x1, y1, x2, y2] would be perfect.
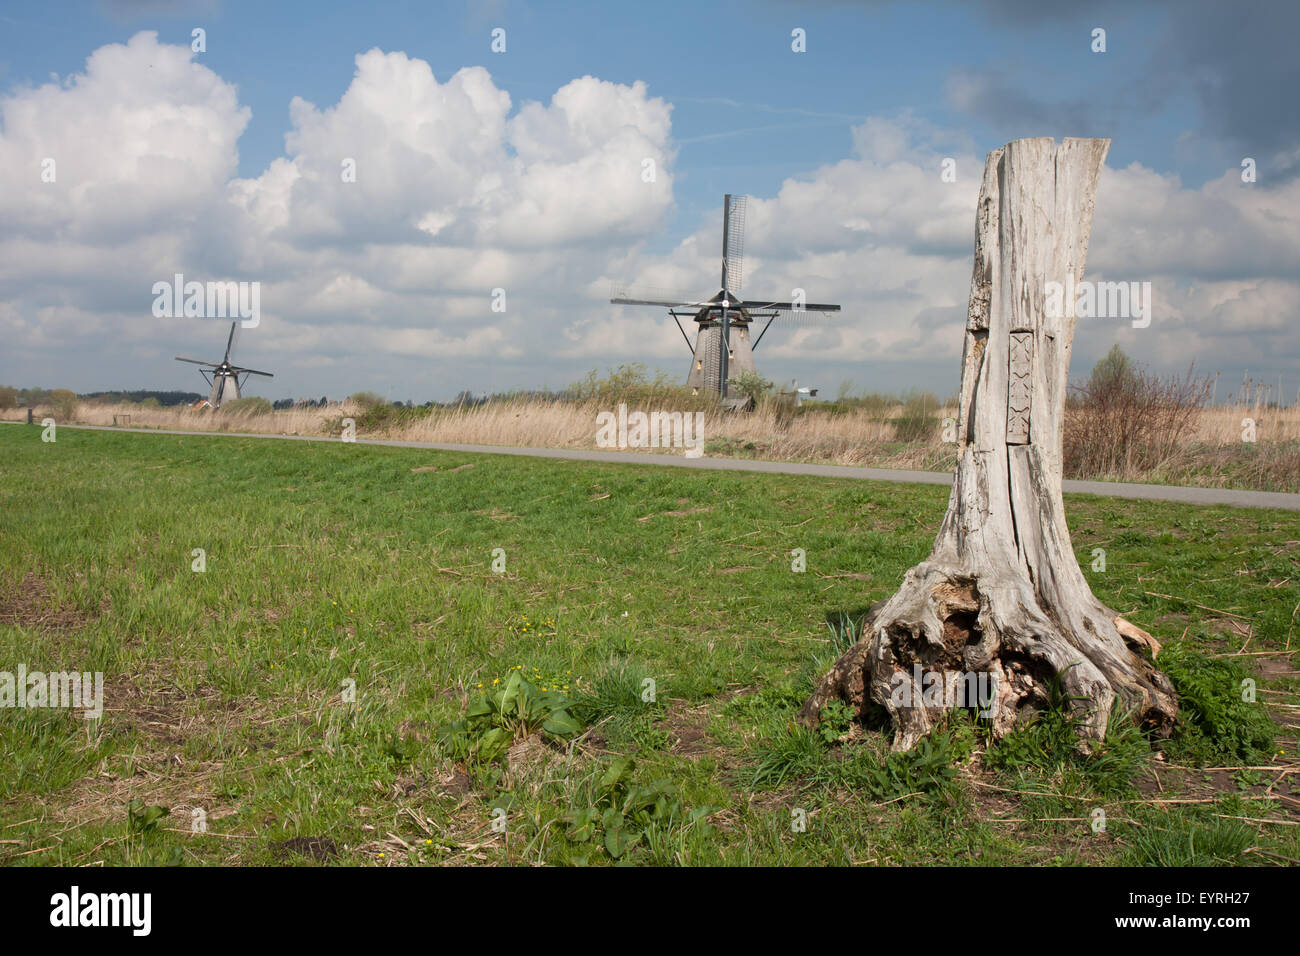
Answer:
[42, 664, 285, 838]
[45, 754, 235, 836]
[273, 836, 339, 862]
[1144, 761, 1300, 818]
[661, 701, 714, 757]
[963, 769, 1115, 864]
[397, 718, 441, 743]
[101, 661, 230, 746]
[389, 774, 432, 799]
[506, 734, 566, 782]
[966, 771, 1021, 819]
[0, 570, 101, 633]
[1204, 617, 1253, 641]
[744, 783, 807, 818]
[437, 768, 474, 798]
[1257, 657, 1299, 681]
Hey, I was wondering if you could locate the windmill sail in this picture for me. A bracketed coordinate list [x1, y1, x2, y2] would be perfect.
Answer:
[609, 283, 711, 309]
[724, 194, 746, 297]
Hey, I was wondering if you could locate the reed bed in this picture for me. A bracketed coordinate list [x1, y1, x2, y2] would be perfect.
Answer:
[4, 397, 1297, 492]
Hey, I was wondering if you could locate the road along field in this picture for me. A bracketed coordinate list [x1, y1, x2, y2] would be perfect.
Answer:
[1, 426, 1298, 865]
[8, 394, 1299, 493]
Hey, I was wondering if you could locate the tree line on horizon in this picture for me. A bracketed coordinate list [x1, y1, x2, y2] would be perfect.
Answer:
[0, 348, 1284, 414]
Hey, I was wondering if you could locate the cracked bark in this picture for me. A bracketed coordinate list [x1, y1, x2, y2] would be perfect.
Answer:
[800, 138, 1178, 750]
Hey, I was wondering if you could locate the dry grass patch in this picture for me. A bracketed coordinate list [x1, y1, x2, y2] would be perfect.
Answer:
[0, 570, 102, 633]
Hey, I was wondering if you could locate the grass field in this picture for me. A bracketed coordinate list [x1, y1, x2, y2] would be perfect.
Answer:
[2, 424, 1298, 866]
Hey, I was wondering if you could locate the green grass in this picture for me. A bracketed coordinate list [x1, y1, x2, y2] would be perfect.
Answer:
[0, 424, 1296, 866]
[1120, 809, 1258, 866]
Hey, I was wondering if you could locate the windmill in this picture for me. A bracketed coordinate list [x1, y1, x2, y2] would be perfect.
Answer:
[611, 194, 841, 398]
[786, 380, 820, 407]
[175, 322, 273, 409]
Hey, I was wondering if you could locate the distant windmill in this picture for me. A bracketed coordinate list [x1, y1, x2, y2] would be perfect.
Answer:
[175, 322, 273, 409]
[787, 379, 819, 407]
[611, 194, 841, 398]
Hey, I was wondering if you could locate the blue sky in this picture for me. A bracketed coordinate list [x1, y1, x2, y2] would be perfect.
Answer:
[1, 0, 1297, 402]
[2, 1, 1220, 223]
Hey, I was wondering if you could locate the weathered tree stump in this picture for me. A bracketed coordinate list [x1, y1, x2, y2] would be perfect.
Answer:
[801, 138, 1177, 750]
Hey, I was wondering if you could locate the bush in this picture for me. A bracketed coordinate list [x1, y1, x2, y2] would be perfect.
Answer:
[49, 388, 78, 421]
[221, 396, 272, 416]
[728, 370, 773, 405]
[353, 402, 431, 431]
[1088, 343, 1140, 395]
[892, 392, 940, 442]
[0, 385, 17, 410]
[1064, 348, 1211, 480]
[567, 364, 711, 411]
[348, 391, 386, 411]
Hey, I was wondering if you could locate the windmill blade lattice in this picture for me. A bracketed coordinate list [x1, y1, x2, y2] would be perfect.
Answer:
[739, 298, 842, 328]
[724, 195, 746, 297]
[609, 283, 712, 309]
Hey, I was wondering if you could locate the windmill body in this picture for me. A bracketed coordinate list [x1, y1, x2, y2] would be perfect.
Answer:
[612, 195, 841, 397]
[206, 365, 242, 408]
[684, 292, 758, 393]
[175, 322, 273, 409]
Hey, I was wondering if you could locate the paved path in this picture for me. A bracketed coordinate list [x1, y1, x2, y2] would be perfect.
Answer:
[48, 423, 1300, 512]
